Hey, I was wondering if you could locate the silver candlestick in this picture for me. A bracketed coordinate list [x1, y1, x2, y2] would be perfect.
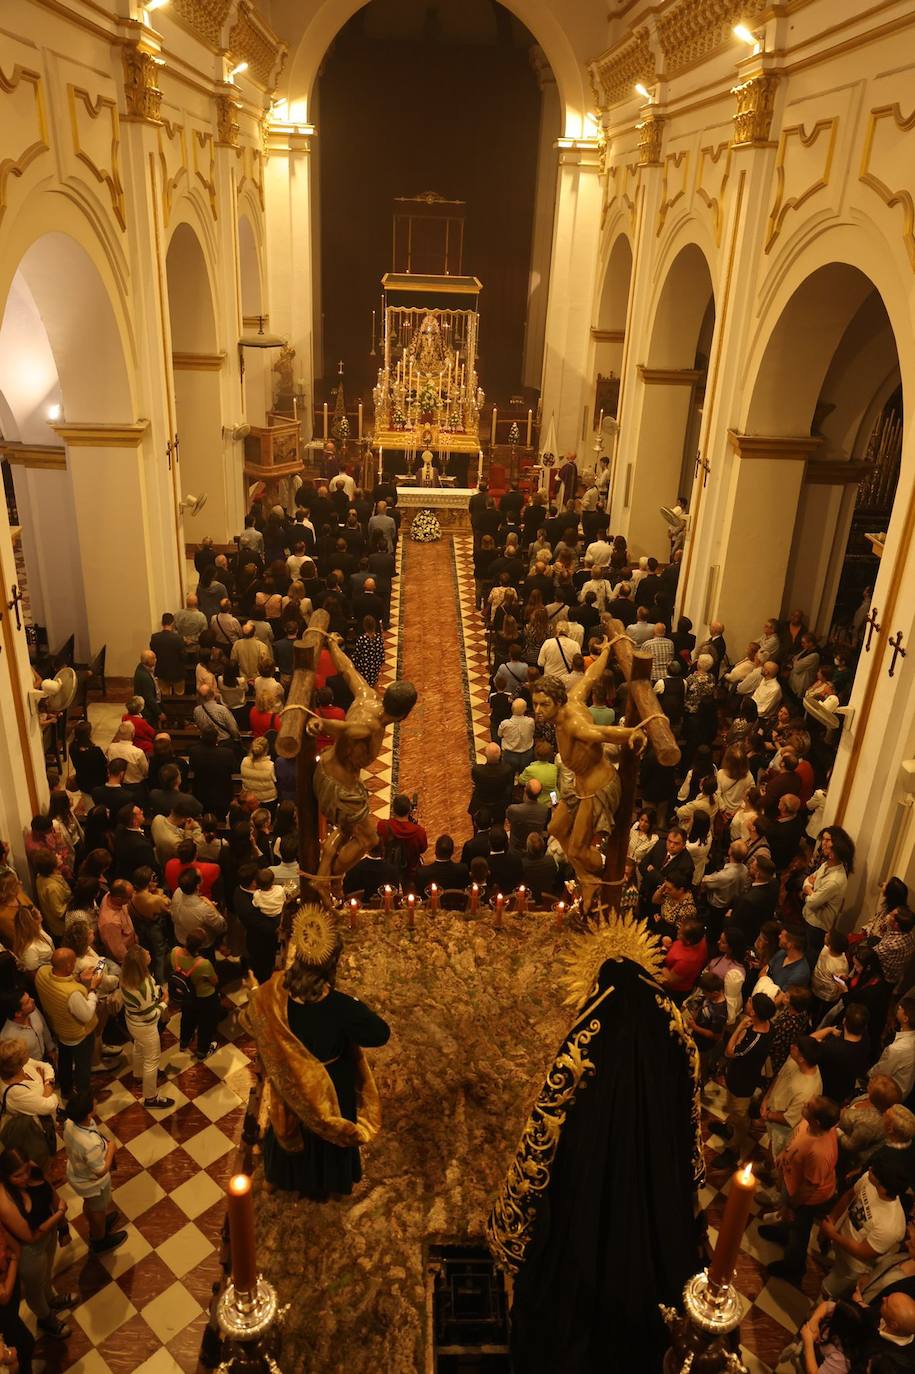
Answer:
[216, 1276, 288, 1373]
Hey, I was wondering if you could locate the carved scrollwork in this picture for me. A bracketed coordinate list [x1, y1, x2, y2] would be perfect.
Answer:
[122, 45, 163, 124]
[657, 0, 768, 78]
[731, 72, 779, 147]
[216, 92, 240, 147]
[591, 28, 654, 110]
[638, 113, 665, 167]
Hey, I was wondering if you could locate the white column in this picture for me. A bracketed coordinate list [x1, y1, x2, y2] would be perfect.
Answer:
[213, 139, 245, 536]
[0, 499, 47, 862]
[538, 139, 603, 458]
[265, 122, 315, 442]
[522, 52, 559, 392]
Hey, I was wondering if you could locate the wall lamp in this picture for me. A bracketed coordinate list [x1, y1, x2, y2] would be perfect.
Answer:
[733, 22, 764, 54]
[228, 61, 248, 81]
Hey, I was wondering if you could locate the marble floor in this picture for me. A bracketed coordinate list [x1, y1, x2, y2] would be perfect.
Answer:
[38, 533, 809, 1372]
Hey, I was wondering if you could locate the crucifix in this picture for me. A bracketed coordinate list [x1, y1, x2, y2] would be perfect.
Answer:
[694, 453, 711, 488]
[888, 630, 907, 678]
[6, 584, 25, 632]
[863, 606, 881, 652]
[274, 608, 330, 912]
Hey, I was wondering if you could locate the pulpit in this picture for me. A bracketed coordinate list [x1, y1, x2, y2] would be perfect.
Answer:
[243, 417, 302, 508]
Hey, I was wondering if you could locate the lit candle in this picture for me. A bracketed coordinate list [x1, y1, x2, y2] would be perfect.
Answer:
[477, 450, 483, 485]
[383, 885, 393, 913]
[358, 402, 363, 441]
[460, 363, 465, 391]
[708, 1163, 756, 1292]
[227, 1173, 257, 1294]
[555, 900, 566, 928]
[597, 408, 604, 433]
[516, 885, 527, 915]
[371, 309, 376, 349]
[406, 893, 416, 930]
[526, 409, 532, 447]
[349, 897, 359, 929]
[429, 883, 440, 912]
[494, 892, 504, 928]
[469, 883, 479, 915]
[491, 406, 498, 445]
[323, 403, 328, 440]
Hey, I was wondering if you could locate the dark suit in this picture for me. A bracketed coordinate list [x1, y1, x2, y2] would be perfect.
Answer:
[468, 491, 490, 528]
[342, 856, 399, 899]
[500, 490, 524, 522]
[488, 849, 523, 892]
[91, 783, 136, 819]
[417, 860, 469, 895]
[638, 838, 695, 895]
[351, 591, 387, 630]
[149, 630, 185, 684]
[468, 762, 515, 823]
[729, 880, 779, 942]
[634, 574, 662, 610]
[189, 743, 236, 819]
[113, 827, 158, 882]
[133, 666, 161, 727]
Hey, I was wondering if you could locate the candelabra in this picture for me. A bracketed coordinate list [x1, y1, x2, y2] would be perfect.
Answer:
[660, 1274, 749, 1373]
[216, 1279, 287, 1373]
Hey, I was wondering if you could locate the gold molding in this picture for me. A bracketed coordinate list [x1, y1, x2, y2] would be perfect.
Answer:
[727, 430, 824, 460]
[192, 127, 217, 219]
[639, 366, 704, 386]
[695, 140, 732, 244]
[0, 65, 50, 227]
[67, 86, 126, 231]
[859, 103, 915, 272]
[0, 442, 66, 470]
[657, 0, 769, 80]
[766, 117, 838, 253]
[49, 420, 149, 447]
[732, 71, 780, 148]
[657, 148, 690, 235]
[121, 41, 163, 124]
[590, 27, 655, 109]
[804, 460, 871, 486]
[216, 91, 240, 148]
[172, 350, 225, 370]
[605, 159, 639, 237]
[591, 328, 625, 342]
[157, 118, 187, 223]
[227, 0, 287, 92]
[638, 113, 665, 166]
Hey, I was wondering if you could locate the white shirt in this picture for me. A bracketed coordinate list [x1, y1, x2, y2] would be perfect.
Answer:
[811, 947, 850, 1002]
[803, 861, 848, 932]
[626, 622, 653, 647]
[584, 540, 613, 569]
[839, 1174, 906, 1275]
[724, 657, 757, 685]
[579, 579, 612, 612]
[752, 676, 782, 717]
[758, 633, 781, 661]
[64, 1118, 110, 1197]
[716, 768, 753, 812]
[736, 667, 763, 696]
[538, 636, 580, 679]
[498, 715, 535, 753]
[0, 1009, 54, 1062]
[330, 473, 356, 499]
[869, 1030, 915, 1097]
[106, 740, 148, 783]
[1, 1059, 58, 1117]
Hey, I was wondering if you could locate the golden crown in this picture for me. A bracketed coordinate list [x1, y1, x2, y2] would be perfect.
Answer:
[560, 907, 664, 1009]
[291, 905, 339, 966]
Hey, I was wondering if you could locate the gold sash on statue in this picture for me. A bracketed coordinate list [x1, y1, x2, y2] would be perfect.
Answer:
[242, 973, 382, 1154]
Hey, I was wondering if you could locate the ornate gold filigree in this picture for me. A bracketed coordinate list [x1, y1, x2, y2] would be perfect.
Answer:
[657, 0, 768, 79]
[121, 44, 162, 124]
[216, 92, 240, 147]
[485, 1019, 600, 1275]
[559, 910, 665, 1012]
[227, 0, 287, 93]
[291, 905, 338, 965]
[638, 113, 665, 167]
[591, 28, 654, 110]
[654, 992, 706, 1190]
[732, 72, 779, 147]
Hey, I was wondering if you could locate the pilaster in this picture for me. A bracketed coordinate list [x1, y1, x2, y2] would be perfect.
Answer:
[521, 48, 559, 392]
[265, 119, 315, 441]
[539, 139, 603, 458]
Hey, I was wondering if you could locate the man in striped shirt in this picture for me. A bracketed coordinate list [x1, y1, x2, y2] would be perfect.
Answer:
[646, 623, 675, 682]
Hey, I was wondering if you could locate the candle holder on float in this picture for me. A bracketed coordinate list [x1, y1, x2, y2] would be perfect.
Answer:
[659, 1162, 755, 1373]
[215, 1175, 289, 1373]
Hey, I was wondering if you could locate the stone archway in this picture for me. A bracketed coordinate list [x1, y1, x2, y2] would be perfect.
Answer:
[166, 219, 230, 542]
[616, 241, 715, 554]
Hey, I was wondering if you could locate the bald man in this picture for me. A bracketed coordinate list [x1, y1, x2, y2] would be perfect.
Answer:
[35, 948, 102, 1098]
[133, 649, 162, 729]
[506, 779, 548, 852]
[469, 742, 515, 826]
[352, 575, 386, 630]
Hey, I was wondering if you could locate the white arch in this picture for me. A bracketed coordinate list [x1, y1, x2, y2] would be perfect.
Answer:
[281, 0, 589, 137]
[644, 241, 716, 371]
[165, 220, 219, 354]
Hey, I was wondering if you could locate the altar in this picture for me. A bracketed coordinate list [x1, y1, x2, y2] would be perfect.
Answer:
[396, 484, 472, 530]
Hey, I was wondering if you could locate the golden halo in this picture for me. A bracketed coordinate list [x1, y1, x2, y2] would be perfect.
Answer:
[559, 907, 664, 1010]
[291, 905, 339, 965]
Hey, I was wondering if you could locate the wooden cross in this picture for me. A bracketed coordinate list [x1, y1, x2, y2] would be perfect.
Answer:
[888, 630, 907, 678]
[864, 606, 881, 652]
[6, 584, 25, 632]
[274, 608, 330, 908]
[599, 618, 681, 909]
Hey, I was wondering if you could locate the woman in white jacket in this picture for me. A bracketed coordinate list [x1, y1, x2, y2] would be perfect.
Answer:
[240, 736, 277, 804]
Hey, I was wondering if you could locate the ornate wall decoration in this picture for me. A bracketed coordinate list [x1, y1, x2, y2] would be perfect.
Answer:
[227, 0, 287, 92]
[170, 0, 235, 51]
[193, 128, 217, 218]
[859, 103, 915, 271]
[606, 159, 640, 236]
[695, 140, 731, 244]
[656, 149, 690, 235]
[156, 117, 187, 223]
[237, 142, 265, 211]
[0, 63, 50, 226]
[638, 113, 665, 166]
[732, 72, 779, 147]
[657, 0, 768, 79]
[766, 117, 839, 252]
[67, 86, 126, 231]
[591, 28, 654, 110]
[121, 44, 163, 123]
[216, 93, 240, 148]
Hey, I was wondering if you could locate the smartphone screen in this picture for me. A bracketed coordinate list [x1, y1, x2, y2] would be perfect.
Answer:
[549, 790, 558, 805]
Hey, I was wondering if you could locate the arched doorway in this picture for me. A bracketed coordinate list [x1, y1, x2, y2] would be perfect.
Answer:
[618, 241, 715, 554]
[0, 232, 170, 676]
[592, 234, 632, 454]
[165, 220, 230, 542]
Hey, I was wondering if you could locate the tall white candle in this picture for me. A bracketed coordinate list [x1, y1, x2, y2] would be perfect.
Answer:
[490, 407, 498, 445]
[477, 449, 483, 484]
[358, 402, 363, 440]
[597, 408, 604, 433]
[323, 403, 328, 440]
[526, 409, 532, 446]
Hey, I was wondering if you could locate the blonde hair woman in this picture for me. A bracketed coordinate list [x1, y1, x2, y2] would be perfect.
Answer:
[716, 746, 753, 817]
[119, 945, 172, 1110]
[11, 906, 53, 974]
[240, 736, 277, 803]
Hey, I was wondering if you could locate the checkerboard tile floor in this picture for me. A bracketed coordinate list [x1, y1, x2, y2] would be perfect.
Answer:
[30, 989, 256, 1374]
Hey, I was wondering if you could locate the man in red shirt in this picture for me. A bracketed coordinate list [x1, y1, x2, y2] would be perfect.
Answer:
[377, 794, 428, 888]
[164, 838, 221, 899]
[659, 919, 708, 1000]
[758, 1095, 840, 1282]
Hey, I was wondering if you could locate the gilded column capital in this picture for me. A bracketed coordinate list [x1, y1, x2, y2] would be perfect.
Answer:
[216, 87, 241, 147]
[121, 40, 163, 124]
[637, 113, 665, 166]
[731, 71, 779, 148]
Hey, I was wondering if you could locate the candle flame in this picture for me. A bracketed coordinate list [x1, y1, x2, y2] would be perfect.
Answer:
[384, 885, 391, 893]
[228, 1173, 251, 1197]
[738, 1163, 754, 1185]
